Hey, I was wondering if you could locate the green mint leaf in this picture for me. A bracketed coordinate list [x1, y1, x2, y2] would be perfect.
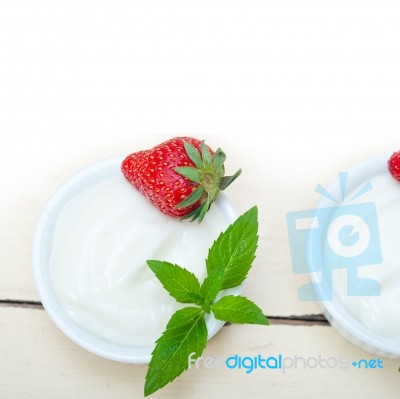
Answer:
[144, 207, 269, 396]
[200, 268, 224, 311]
[211, 295, 269, 325]
[147, 260, 203, 306]
[206, 206, 258, 289]
[144, 307, 207, 396]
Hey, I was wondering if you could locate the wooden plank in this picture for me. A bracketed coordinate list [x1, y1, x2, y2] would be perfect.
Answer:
[0, 306, 399, 399]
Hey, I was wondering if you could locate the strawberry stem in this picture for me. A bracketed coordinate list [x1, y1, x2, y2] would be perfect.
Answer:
[201, 141, 213, 165]
[219, 169, 242, 190]
[174, 140, 241, 222]
[175, 186, 205, 209]
[173, 166, 202, 183]
[184, 141, 203, 169]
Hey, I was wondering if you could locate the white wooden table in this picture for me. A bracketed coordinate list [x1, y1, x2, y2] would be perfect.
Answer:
[1, 2, 400, 398]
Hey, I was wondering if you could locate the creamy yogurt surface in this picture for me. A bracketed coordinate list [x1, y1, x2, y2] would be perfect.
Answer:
[332, 173, 400, 339]
[49, 175, 230, 346]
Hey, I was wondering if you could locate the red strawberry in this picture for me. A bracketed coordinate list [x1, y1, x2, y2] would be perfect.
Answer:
[388, 150, 400, 182]
[121, 137, 241, 222]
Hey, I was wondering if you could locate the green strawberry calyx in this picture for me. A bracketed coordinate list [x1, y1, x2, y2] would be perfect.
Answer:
[174, 141, 241, 222]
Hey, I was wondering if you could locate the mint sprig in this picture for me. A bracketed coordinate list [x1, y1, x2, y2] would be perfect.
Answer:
[144, 206, 268, 396]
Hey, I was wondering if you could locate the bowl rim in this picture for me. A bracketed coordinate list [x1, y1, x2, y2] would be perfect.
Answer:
[32, 156, 238, 363]
[307, 152, 400, 358]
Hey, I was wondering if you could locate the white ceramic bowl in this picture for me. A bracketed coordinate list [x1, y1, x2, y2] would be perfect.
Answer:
[32, 156, 238, 363]
[307, 153, 400, 358]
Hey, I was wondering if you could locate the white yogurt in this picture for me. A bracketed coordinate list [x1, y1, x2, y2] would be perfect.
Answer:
[332, 173, 400, 339]
[49, 176, 230, 346]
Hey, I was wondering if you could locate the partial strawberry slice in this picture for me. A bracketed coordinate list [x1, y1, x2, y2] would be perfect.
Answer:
[388, 150, 400, 182]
